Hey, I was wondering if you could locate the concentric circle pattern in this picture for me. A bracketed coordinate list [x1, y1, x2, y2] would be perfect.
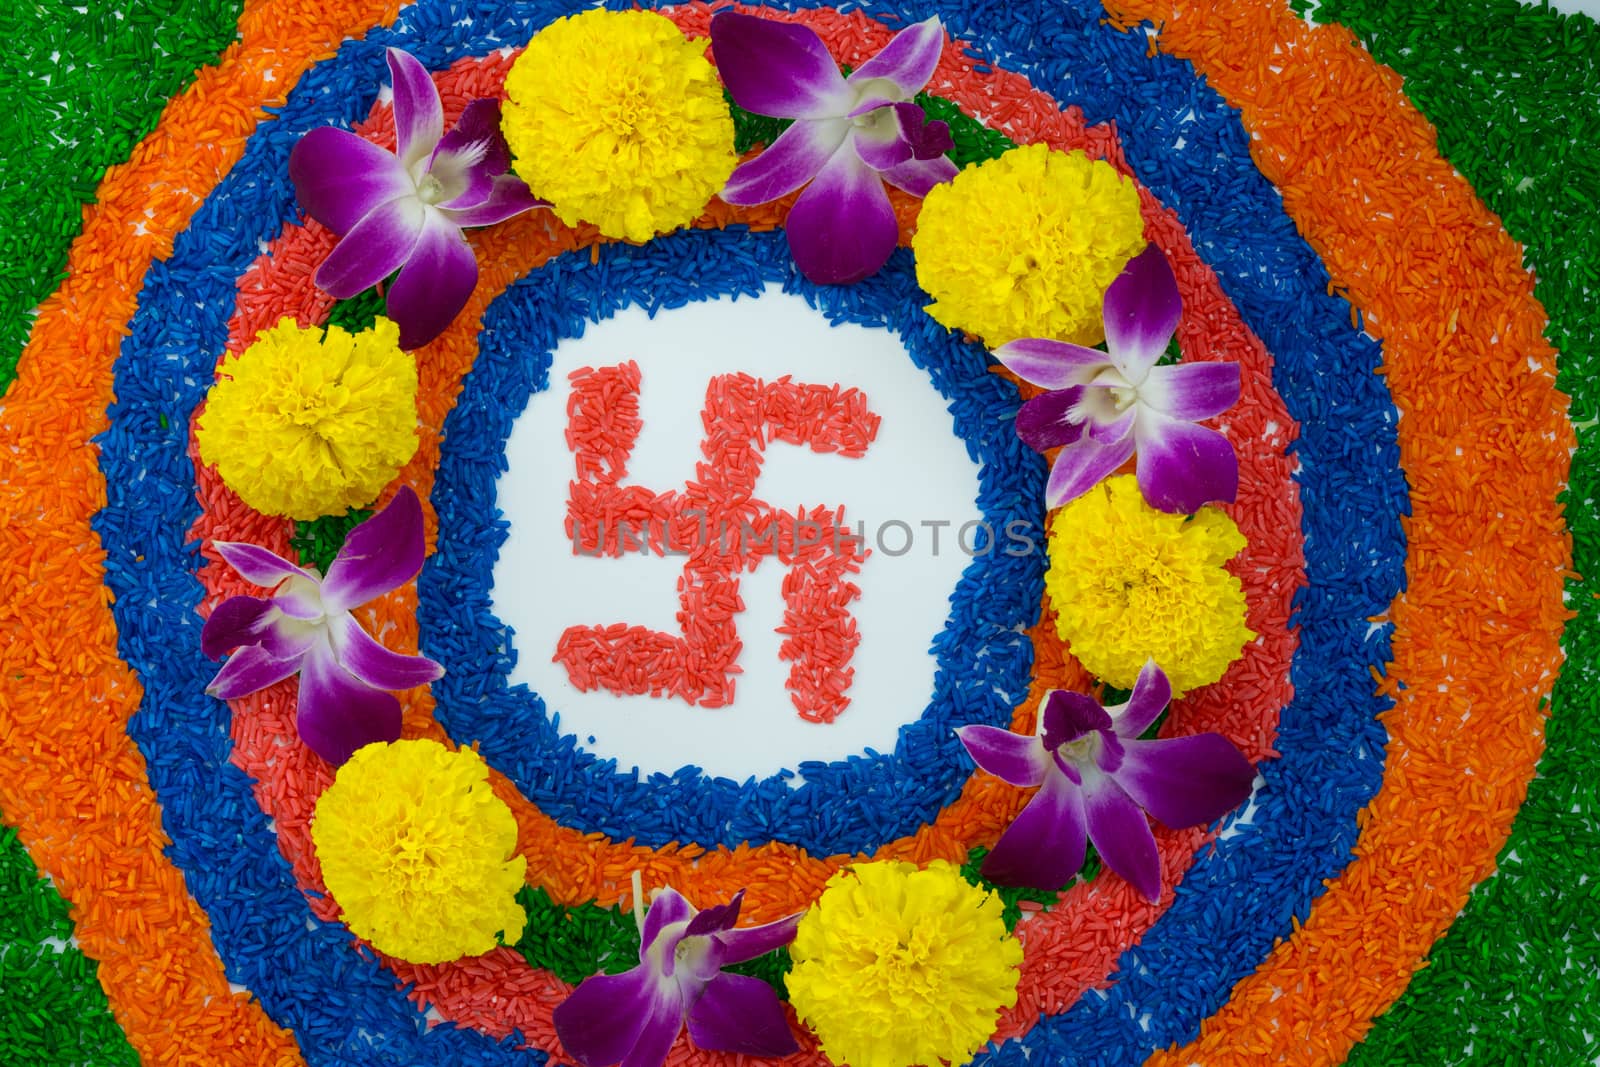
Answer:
[0, 0, 1576, 1064]
[425, 227, 1044, 858]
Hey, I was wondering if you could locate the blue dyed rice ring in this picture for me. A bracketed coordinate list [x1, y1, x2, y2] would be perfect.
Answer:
[88, 0, 1404, 1061]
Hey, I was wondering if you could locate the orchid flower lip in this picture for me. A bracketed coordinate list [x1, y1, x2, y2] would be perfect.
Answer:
[1051, 749, 1082, 785]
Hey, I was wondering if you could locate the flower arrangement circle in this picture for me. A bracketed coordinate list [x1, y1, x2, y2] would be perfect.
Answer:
[310, 738, 526, 965]
[502, 9, 737, 242]
[289, 48, 546, 350]
[957, 661, 1255, 899]
[201, 486, 444, 765]
[913, 143, 1146, 347]
[785, 859, 1022, 1067]
[1044, 474, 1254, 694]
[150, 10, 1299, 1067]
[712, 11, 959, 284]
[994, 245, 1241, 512]
[553, 884, 802, 1066]
[194, 316, 419, 519]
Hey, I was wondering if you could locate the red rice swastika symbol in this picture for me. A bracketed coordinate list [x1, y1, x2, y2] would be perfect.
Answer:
[556, 362, 881, 722]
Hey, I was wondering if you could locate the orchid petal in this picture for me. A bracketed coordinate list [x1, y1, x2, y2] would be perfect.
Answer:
[849, 118, 912, 172]
[1118, 735, 1255, 830]
[785, 148, 898, 285]
[384, 210, 478, 350]
[328, 613, 442, 692]
[847, 16, 944, 97]
[1133, 413, 1238, 513]
[640, 888, 694, 956]
[1140, 361, 1241, 421]
[288, 127, 413, 235]
[553, 965, 671, 1067]
[295, 641, 402, 765]
[442, 174, 547, 228]
[721, 119, 848, 207]
[981, 771, 1087, 889]
[1082, 772, 1162, 902]
[687, 973, 799, 1058]
[686, 890, 743, 938]
[1103, 245, 1180, 381]
[207, 644, 305, 701]
[1040, 690, 1114, 751]
[320, 487, 426, 613]
[1087, 402, 1136, 445]
[1015, 389, 1086, 453]
[213, 541, 315, 589]
[434, 99, 512, 209]
[991, 338, 1109, 390]
[618, 998, 685, 1067]
[957, 724, 1045, 787]
[1110, 660, 1172, 737]
[879, 152, 958, 197]
[1045, 433, 1136, 509]
[710, 13, 852, 120]
[387, 48, 444, 174]
[201, 596, 276, 658]
[313, 195, 426, 299]
[713, 911, 802, 965]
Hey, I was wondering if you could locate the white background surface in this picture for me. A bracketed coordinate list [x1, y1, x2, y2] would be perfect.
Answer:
[493, 288, 987, 780]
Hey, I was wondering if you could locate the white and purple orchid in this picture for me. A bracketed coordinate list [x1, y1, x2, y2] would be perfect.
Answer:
[711, 12, 959, 285]
[553, 885, 801, 1067]
[994, 245, 1241, 513]
[956, 661, 1254, 900]
[201, 487, 443, 766]
[288, 48, 546, 351]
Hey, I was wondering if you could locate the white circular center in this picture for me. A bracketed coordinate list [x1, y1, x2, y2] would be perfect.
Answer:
[493, 286, 983, 780]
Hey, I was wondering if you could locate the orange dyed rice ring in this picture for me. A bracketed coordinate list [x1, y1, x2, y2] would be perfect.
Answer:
[0, 0, 1566, 1064]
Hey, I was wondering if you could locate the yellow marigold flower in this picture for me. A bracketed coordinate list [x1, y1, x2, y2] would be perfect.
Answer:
[311, 739, 527, 965]
[195, 316, 418, 520]
[503, 10, 736, 242]
[913, 144, 1146, 347]
[786, 860, 1021, 1067]
[1046, 474, 1254, 695]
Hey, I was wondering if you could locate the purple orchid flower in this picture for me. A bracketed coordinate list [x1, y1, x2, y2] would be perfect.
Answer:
[554, 886, 801, 1067]
[201, 487, 443, 766]
[288, 48, 546, 350]
[956, 661, 1254, 900]
[993, 245, 1241, 513]
[711, 11, 959, 285]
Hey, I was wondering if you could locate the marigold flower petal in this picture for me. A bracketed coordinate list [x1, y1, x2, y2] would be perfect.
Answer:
[786, 860, 1021, 1067]
[1045, 474, 1253, 694]
[311, 739, 527, 965]
[502, 10, 736, 242]
[194, 317, 418, 519]
[913, 144, 1146, 347]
